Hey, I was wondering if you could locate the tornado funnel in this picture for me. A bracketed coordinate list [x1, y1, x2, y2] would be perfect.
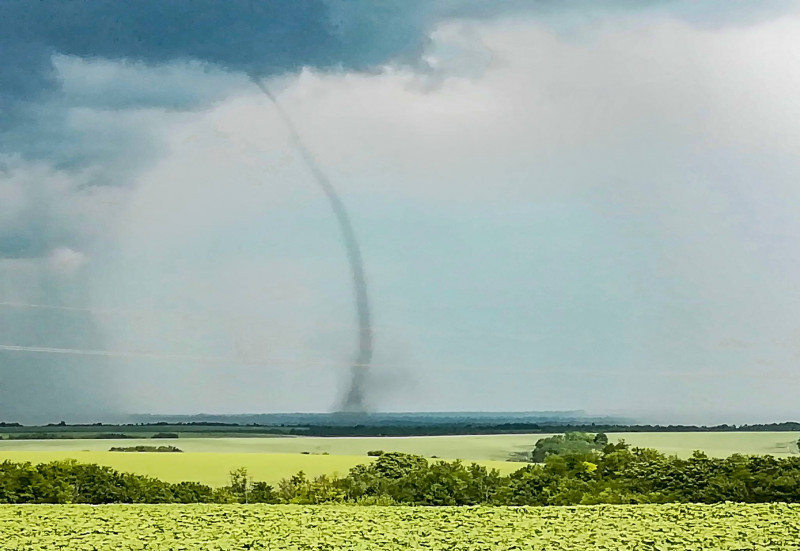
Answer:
[254, 79, 372, 412]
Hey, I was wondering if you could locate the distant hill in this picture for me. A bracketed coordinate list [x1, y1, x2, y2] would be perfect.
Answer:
[129, 411, 627, 427]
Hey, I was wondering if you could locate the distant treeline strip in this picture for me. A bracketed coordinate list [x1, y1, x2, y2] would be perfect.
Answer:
[3, 433, 134, 440]
[2, 422, 800, 438]
[2, 432, 178, 440]
[3, 442, 800, 505]
[273, 422, 800, 436]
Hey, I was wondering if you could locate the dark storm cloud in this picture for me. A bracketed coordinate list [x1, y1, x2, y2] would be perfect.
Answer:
[2, 0, 793, 116]
[0, 0, 431, 112]
[2, 0, 791, 174]
[0, 0, 437, 191]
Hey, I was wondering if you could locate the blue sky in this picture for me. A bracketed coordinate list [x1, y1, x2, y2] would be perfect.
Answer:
[1, 1, 800, 423]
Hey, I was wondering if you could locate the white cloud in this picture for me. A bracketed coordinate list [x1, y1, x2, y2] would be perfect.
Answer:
[0, 156, 128, 256]
[53, 54, 247, 110]
[48, 247, 88, 275]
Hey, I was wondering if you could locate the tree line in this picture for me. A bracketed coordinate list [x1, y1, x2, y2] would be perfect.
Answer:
[280, 421, 800, 437]
[2, 421, 800, 438]
[2, 439, 800, 505]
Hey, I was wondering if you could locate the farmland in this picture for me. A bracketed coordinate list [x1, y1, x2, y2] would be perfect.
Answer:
[2, 503, 798, 550]
[0, 434, 546, 459]
[0, 451, 522, 487]
[1, 431, 797, 458]
[614, 431, 800, 458]
[0, 431, 796, 487]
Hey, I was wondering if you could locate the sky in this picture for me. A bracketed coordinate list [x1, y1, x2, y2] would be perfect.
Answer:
[1, 0, 800, 424]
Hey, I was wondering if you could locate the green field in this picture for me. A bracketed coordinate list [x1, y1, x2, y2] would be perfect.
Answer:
[1, 431, 796, 487]
[1, 431, 797, 458]
[0, 451, 523, 487]
[0, 434, 547, 459]
[2, 503, 798, 550]
[612, 431, 800, 458]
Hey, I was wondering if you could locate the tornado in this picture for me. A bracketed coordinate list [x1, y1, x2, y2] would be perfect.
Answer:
[253, 79, 372, 413]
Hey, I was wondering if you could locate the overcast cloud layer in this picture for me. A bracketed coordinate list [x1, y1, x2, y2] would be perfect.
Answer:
[1, 1, 799, 424]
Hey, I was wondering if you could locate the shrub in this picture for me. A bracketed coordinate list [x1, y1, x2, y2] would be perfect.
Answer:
[92, 433, 133, 439]
[109, 446, 182, 453]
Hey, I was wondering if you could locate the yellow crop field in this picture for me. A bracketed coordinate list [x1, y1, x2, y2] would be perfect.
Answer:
[614, 431, 800, 458]
[0, 451, 523, 487]
[0, 431, 796, 488]
[2, 503, 799, 550]
[1, 432, 797, 460]
[0, 434, 545, 460]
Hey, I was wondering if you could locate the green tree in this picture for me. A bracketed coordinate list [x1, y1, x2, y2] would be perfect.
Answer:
[531, 432, 601, 463]
[248, 481, 277, 503]
[228, 467, 252, 503]
[371, 452, 428, 479]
